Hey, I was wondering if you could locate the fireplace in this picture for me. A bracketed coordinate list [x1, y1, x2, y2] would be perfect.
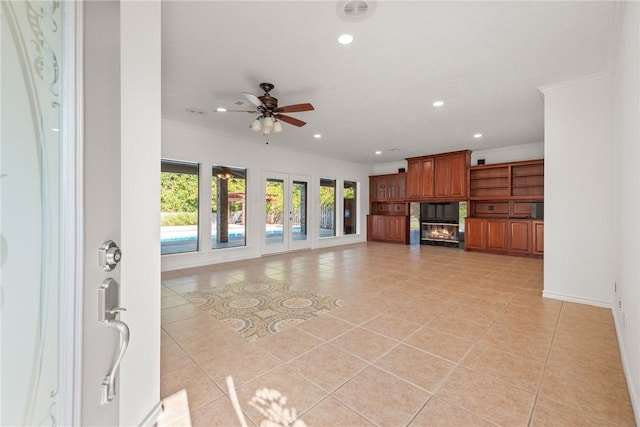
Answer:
[420, 202, 464, 248]
[422, 222, 459, 243]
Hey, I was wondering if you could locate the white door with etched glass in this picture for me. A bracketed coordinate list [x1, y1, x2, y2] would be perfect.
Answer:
[263, 173, 311, 254]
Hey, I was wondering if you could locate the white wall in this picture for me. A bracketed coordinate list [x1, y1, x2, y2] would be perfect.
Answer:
[161, 120, 372, 271]
[372, 142, 545, 176]
[540, 73, 614, 307]
[612, 2, 640, 422]
[372, 160, 407, 175]
[471, 142, 544, 166]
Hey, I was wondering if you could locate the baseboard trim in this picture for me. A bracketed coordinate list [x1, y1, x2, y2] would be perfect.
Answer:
[613, 312, 640, 425]
[139, 401, 163, 427]
[541, 291, 612, 309]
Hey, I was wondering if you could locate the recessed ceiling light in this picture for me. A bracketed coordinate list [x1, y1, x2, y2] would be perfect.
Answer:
[473, 133, 483, 138]
[216, 107, 227, 112]
[338, 34, 354, 45]
[389, 148, 400, 152]
[51, 128, 60, 132]
[375, 150, 382, 155]
[432, 101, 444, 107]
[313, 134, 322, 139]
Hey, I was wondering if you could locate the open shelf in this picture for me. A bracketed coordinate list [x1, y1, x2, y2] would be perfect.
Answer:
[469, 159, 544, 199]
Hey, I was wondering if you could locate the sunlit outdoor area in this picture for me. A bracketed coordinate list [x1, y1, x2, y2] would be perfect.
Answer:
[343, 180, 356, 235]
[319, 178, 336, 237]
[212, 166, 247, 249]
[160, 160, 199, 255]
[264, 179, 309, 244]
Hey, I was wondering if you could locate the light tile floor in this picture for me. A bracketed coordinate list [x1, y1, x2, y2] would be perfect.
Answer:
[157, 243, 636, 427]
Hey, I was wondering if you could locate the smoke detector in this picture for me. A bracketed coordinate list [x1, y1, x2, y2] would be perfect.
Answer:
[336, 0, 376, 22]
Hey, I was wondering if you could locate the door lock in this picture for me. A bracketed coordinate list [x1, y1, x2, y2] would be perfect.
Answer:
[98, 240, 122, 271]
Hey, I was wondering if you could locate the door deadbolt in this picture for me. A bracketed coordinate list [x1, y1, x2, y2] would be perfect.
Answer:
[98, 240, 122, 271]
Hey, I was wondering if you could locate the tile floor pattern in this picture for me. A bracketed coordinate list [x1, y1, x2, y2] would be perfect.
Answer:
[157, 243, 636, 427]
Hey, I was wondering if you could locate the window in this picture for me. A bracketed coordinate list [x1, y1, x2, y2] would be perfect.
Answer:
[212, 165, 247, 249]
[161, 160, 199, 255]
[343, 180, 357, 235]
[319, 178, 336, 237]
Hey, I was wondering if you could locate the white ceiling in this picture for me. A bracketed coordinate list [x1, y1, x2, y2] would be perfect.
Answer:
[161, 1, 616, 165]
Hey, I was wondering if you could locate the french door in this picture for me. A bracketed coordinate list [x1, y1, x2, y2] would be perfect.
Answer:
[263, 173, 311, 254]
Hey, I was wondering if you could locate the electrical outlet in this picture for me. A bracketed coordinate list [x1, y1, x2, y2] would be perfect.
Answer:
[618, 300, 623, 310]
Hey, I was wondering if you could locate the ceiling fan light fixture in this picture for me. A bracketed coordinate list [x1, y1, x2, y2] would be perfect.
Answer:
[263, 116, 275, 128]
[272, 120, 283, 133]
[251, 118, 262, 132]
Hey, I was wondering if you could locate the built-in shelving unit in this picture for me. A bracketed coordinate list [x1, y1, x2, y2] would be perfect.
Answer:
[467, 159, 544, 257]
[469, 159, 544, 200]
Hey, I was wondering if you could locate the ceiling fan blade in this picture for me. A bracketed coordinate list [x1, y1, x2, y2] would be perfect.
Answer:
[276, 114, 306, 127]
[275, 103, 314, 113]
[242, 92, 264, 108]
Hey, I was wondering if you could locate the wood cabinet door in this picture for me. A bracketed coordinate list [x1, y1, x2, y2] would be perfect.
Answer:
[370, 177, 378, 201]
[387, 216, 407, 242]
[434, 156, 450, 197]
[465, 218, 485, 249]
[420, 158, 434, 198]
[407, 160, 422, 198]
[486, 219, 507, 251]
[448, 153, 467, 197]
[370, 216, 387, 240]
[388, 175, 398, 200]
[407, 159, 433, 199]
[396, 174, 406, 199]
[508, 220, 531, 254]
[533, 221, 544, 255]
[370, 176, 387, 201]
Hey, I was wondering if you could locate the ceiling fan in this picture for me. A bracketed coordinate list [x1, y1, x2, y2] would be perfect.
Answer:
[224, 83, 314, 135]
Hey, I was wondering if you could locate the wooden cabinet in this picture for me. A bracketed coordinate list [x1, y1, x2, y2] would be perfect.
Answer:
[487, 220, 507, 251]
[465, 218, 507, 252]
[533, 221, 544, 255]
[469, 159, 544, 200]
[367, 215, 409, 244]
[370, 173, 406, 202]
[465, 218, 486, 250]
[434, 154, 468, 198]
[466, 159, 543, 257]
[508, 220, 532, 254]
[407, 150, 470, 200]
[368, 173, 408, 244]
[465, 218, 542, 256]
[407, 157, 434, 199]
[371, 202, 407, 215]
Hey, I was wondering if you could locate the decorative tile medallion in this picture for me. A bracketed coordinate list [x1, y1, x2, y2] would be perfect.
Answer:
[183, 279, 341, 341]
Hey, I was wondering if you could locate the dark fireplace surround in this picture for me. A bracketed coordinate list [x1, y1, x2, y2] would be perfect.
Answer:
[420, 202, 462, 248]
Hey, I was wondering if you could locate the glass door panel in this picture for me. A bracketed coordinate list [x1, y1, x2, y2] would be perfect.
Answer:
[265, 178, 284, 246]
[291, 181, 307, 242]
[263, 174, 311, 254]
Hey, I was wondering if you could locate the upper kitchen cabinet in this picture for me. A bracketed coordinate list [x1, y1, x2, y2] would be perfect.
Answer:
[369, 173, 407, 202]
[407, 150, 471, 201]
[407, 157, 434, 199]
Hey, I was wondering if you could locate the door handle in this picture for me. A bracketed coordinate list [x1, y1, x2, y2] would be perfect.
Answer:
[98, 278, 130, 404]
[101, 318, 130, 404]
